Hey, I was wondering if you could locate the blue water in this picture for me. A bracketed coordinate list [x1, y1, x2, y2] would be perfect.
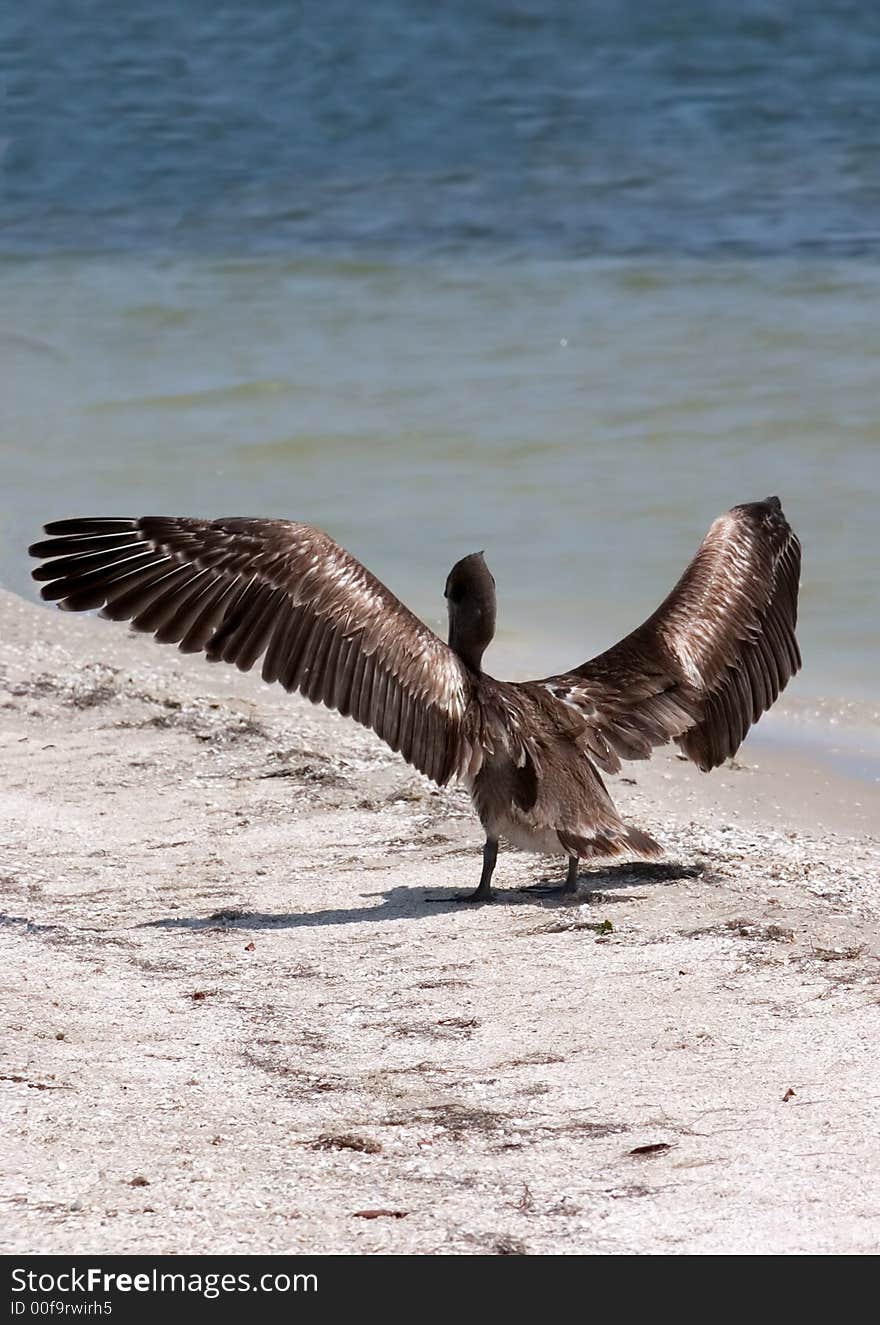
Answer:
[2, 2, 879, 709]
[4, 1, 880, 258]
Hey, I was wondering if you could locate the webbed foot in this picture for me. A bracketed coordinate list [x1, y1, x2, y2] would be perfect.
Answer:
[455, 884, 494, 904]
[425, 885, 494, 904]
[518, 856, 580, 897]
[518, 880, 577, 896]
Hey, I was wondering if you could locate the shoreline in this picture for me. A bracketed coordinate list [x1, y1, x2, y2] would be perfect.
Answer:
[3, 588, 879, 1255]
[751, 704, 880, 788]
[8, 582, 880, 795]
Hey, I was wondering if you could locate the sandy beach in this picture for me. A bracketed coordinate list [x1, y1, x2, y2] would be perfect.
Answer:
[2, 586, 878, 1256]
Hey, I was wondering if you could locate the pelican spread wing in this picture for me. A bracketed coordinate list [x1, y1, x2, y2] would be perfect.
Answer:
[29, 517, 476, 786]
[538, 497, 801, 772]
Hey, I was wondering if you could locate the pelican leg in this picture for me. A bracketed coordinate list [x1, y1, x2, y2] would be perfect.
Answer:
[426, 837, 500, 904]
[457, 837, 498, 903]
[518, 854, 580, 896]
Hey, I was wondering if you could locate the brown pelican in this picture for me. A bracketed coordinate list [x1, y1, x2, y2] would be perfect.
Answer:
[29, 497, 801, 902]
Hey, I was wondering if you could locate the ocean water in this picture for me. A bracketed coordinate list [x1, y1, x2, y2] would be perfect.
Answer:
[5, 1, 880, 260]
[2, 2, 878, 713]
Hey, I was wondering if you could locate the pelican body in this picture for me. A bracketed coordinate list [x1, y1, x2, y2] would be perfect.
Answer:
[29, 498, 801, 901]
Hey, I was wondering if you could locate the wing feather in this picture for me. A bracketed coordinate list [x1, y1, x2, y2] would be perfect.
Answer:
[30, 516, 474, 785]
[539, 498, 801, 772]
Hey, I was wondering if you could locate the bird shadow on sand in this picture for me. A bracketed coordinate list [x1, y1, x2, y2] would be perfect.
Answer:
[139, 860, 707, 933]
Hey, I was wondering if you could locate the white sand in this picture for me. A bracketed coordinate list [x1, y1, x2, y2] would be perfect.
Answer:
[2, 588, 878, 1255]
